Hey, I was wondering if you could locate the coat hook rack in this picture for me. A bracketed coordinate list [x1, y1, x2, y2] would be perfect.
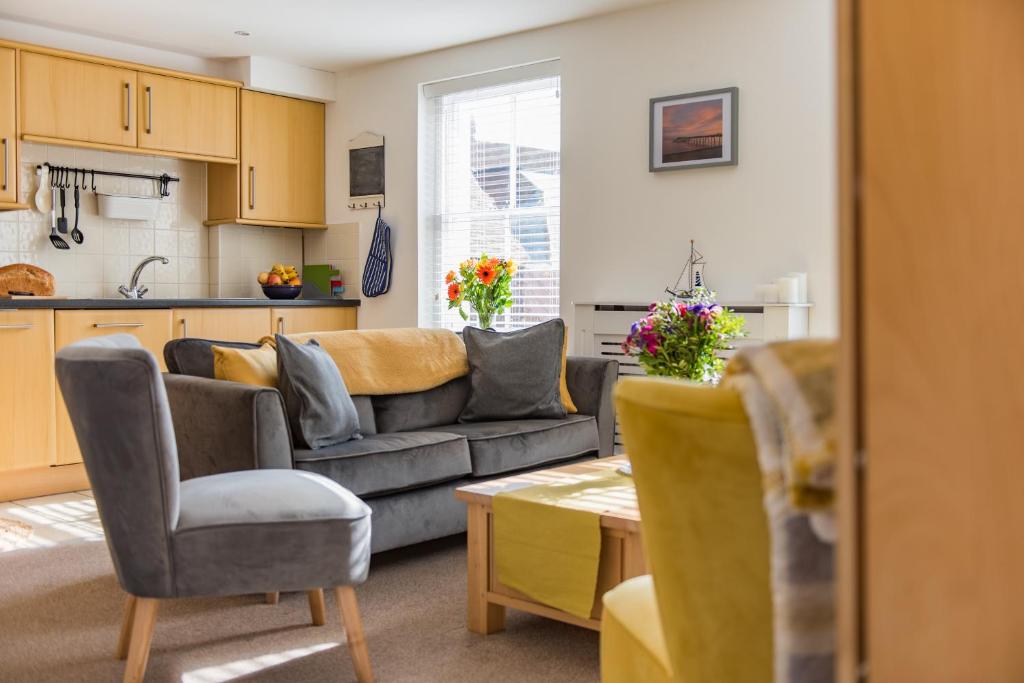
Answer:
[37, 164, 181, 197]
[347, 199, 384, 210]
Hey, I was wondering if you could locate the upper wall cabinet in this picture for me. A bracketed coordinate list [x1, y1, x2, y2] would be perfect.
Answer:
[242, 90, 325, 226]
[138, 72, 237, 160]
[0, 47, 17, 206]
[207, 90, 325, 228]
[21, 52, 138, 148]
[18, 48, 241, 162]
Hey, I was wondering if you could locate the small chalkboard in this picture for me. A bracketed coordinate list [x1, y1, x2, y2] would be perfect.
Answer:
[348, 132, 385, 210]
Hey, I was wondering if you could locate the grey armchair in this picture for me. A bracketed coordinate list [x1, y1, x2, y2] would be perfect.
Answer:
[55, 335, 375, 683]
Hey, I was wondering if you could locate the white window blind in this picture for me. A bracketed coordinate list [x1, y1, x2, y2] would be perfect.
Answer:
[422, 67, 561, 331]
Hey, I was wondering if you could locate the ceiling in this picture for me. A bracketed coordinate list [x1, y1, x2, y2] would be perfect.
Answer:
[0, 0, 666, 71]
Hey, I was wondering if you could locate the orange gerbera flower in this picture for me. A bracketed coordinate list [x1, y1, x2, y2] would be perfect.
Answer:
[445, 270, 456, 284]
[476, 260, 497, 285]
[447, 282, 462, 301]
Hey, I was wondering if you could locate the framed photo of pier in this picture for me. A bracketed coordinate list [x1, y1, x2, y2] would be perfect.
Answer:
[650, 87, 738, 171]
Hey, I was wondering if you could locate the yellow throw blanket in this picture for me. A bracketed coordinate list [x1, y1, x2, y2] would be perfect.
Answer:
[260, 328, 469, 396]
[722, 339, 837, 683]
[493, 468, 632, 619]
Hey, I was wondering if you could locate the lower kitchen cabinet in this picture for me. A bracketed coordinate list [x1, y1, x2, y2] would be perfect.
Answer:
[272, 307, 357, 335]
[54, 309, 173, 465]
[172, 307, 271, 342]
[0, 310, 56, 472]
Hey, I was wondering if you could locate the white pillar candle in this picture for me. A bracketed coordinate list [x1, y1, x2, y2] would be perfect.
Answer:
[776, 276, 800, 303]
[786, 271, 808, 303]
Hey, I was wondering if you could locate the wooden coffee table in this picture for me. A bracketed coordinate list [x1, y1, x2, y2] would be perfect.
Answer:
[454, 456, 645, 633]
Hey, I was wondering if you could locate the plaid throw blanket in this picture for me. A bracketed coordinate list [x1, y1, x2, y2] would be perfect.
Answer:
[723, 340, 837, 683]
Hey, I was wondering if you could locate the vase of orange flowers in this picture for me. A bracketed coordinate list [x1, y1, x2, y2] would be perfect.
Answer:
[445, 253, 517, 329]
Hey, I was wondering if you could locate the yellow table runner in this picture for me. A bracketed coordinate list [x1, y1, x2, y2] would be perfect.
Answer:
[492, 467, 633, 619]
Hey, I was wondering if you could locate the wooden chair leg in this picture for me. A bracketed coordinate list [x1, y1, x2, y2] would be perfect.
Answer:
[307, 588, 327, 626]
[116, 594, 137, 660]
[265, 592, 280, 605]
[122, 597, 158, 683]
[334, 586, 373, 683]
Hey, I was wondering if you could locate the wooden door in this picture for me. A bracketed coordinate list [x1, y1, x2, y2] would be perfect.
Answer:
[0, 48, 16, 204]
[272, 307, 357, 335]
[21, 52, 137, 148]
[841, 1, 1024, 680]
[240, 90, 325, 224]
[54, 310, 172, 465]
[138, 72, 237, 159]
[172, 307, 271, 342]
[0, 310, 55, 472]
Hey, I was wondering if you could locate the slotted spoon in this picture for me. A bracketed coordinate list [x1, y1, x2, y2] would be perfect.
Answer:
[48, 186, 68, 250]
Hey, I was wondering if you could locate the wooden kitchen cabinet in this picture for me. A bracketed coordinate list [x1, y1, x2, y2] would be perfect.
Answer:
[272, 307, 357, 335]
[172, 307, 270, 342]
[21, 51, 138, 148]
[54, 309, 172, 465]
[0, 47, 17, 206]
[138, 72, 237, 160]
[0, 310, 55, 472]
[207, 90, 325, 229]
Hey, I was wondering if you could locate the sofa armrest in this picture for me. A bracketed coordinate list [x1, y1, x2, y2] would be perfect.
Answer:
[162, 374, 294, 480]
[566, 356, 619, 456]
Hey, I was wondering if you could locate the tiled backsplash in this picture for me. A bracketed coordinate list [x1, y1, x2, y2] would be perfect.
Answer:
[0, 142, 309, 299]
[302, 222, 360, 297]
[209, 224, 304, 298]
[2, 142, 209, 298]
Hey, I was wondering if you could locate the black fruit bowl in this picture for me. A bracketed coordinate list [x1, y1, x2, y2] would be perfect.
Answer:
[261, 284, 302, 300]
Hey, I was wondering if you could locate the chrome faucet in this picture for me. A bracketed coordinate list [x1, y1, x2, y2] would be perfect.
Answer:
[118, 256, 169, 299]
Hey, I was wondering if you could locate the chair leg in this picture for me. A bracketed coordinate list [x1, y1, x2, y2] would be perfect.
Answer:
[122, 597, 158, 683]
[307, 588, 327, 626]
[116, 594, 137, 660]
[265, 592, 280, 605]
[334, 586, 373, 683]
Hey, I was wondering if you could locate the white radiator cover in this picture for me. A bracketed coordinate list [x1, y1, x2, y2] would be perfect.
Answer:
[571, 301, 812, 451]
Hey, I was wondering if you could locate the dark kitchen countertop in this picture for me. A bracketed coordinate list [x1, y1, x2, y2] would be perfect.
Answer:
[0, 297, 361, 310]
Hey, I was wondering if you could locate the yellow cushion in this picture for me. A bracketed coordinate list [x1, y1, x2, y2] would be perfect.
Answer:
[212, 344, 278, 387]
[601, 575, 673, 683]
[560, 329, 578, 413]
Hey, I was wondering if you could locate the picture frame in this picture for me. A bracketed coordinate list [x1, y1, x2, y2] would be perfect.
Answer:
[347, 131, 385, 209]
[650, 87, 738, 172]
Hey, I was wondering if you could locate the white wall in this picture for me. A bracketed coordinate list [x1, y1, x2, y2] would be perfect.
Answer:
[324, 0, 837, 335]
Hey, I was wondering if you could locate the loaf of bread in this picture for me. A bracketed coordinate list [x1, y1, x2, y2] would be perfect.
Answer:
[0, 263, 55, 297]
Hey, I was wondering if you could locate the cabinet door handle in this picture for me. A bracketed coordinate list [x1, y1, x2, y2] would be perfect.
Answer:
[277, 316, 284, 334]
[145, 86, 153, 134]
[93, 322, 144, 328]
[124, 82, 131, 131]
[181, 317, 188, 338]
[249, 166, 256, 210]
[2, 138, 8, 192]
[0, 322, 32, 330]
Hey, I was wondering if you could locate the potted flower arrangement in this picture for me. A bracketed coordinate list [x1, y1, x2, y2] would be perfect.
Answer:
[445, 253, 517, 330]
[622, 289, 745, 383]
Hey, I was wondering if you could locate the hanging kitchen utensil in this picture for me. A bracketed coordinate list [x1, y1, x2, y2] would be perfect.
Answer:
[70, 169, 83, 245]
[57, 169, 68, 235]
[361, 204, 392, 297]
[33, 164, 51, 213]
[48, 186, 69, 250]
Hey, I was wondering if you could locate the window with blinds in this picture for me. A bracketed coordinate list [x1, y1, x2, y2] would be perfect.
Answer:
[422, 63, 561, 331]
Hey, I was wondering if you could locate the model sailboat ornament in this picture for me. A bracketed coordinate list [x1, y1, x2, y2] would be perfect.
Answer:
[665, 240, 707, 299]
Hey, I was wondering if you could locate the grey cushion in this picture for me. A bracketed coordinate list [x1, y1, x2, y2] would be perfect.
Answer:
[351, 396, 377, 435]
[372, 377, 469, 433]
[164, 338, 259, 378]
[276, 335, 361, 449]
[460, 319, 568, 422]
[175, 469, 371, 596]
[294, 431, 472, 498]
[424, 414, 600, 477]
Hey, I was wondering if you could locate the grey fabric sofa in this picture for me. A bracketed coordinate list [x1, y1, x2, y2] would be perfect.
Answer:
[163, 338, 619, 553]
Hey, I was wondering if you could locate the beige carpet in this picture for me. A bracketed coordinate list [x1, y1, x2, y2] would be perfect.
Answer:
[0, 536, 599, 682]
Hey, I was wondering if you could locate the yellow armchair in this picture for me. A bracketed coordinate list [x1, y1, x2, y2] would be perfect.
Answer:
[601, 376, 773, 683]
